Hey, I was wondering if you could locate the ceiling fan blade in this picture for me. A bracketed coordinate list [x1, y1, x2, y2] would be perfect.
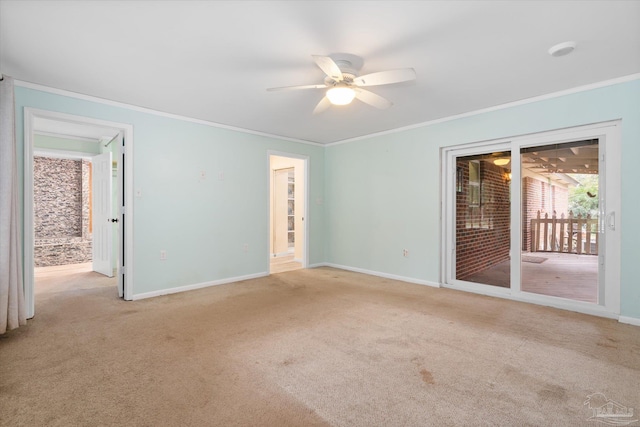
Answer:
[353, 68, 416, 87]
[354, 88, 393, 109]
[312, 55, 343, 82]
[312, 96, 332, 115]
[267, 84, 326, 92]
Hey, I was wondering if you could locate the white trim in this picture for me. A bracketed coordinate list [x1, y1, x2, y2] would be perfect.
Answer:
[33, 147, 97, 160]
[326, 73, 640, 147]
[15, 80, 323, 147]
[23, 111, 35, 317]
[34, 130, 101, 143]
[618, 316, 640, 327]
[271, 251, 291, 258]
[23, 108, 135, 318]
[308, 262, 328, 269]
[131, 272, 269, 300]
[324, 263, 441, 288]
[442, 281, 618, 320]
[267, 150, 310, 271]
[16, 74, 638, 148]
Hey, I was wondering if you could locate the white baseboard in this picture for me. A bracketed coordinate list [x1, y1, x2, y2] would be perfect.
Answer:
[308, 262, 328, 269]
[442, 281, 619, 320]
[271, 252, 290, 258]
[619, 316, 640, 327]
[323, 263, 440, 288]
[131, 271, 269, 300]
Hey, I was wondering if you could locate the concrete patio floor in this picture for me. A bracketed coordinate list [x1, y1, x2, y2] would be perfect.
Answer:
[461, 252, 599, 303]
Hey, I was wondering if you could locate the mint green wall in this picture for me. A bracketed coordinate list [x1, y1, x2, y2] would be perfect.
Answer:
[34, 134, 102, 154]
[14, 81, 640, 318]
[325, 79, 640, 318]
[15, 87, 325, 296]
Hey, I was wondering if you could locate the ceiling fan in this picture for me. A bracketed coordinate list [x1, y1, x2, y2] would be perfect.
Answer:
[267, 54, 416, 114]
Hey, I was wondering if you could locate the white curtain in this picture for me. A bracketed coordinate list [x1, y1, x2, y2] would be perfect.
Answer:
[0, 76, 27, 334]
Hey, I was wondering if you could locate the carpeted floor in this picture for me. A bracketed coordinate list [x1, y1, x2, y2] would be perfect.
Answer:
[1, 266, 639, 426]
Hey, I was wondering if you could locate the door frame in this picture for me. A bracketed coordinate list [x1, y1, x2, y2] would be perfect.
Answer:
[266, 151, 309, 269]
[23, 108, 134, 317]
[441, 120, 621, 318]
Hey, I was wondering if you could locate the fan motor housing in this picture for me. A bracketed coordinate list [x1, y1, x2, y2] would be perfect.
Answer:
[325, 72, 356, 86]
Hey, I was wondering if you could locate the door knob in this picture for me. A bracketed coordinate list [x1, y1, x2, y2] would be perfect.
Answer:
[109, 218, 119, 223]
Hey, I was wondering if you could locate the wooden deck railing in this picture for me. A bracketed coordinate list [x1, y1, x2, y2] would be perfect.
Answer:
[530, 211, 598, 255]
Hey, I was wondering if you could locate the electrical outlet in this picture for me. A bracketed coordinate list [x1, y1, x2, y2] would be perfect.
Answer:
[160, 250, 167, 260]
[243, 243, 249, 252]
[403, 249, 409, 258]
[218, 171, 225, 181]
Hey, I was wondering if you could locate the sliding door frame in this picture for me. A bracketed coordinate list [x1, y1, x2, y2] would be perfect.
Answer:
[442, 140, 515, 297]
[441, 121, 621, 319]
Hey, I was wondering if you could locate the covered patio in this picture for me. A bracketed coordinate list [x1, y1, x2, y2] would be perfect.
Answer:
[462, 252, 599, 303]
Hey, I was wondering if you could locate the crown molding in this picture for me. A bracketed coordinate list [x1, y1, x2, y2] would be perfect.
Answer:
[14, 80, 324, 147]
[15, 73, 640, 148]
[326, 73, 640, 147]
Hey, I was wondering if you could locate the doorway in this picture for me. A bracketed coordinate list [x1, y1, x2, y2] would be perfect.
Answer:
[32, 145, 108, 299]
[268, 153, 308, 274]
[24, 108, 134, 318]
[442, 122, 621, 317]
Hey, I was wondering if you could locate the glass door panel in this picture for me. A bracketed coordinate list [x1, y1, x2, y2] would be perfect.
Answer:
[520, 140, 600, 302]
[455, 151, 511, 288]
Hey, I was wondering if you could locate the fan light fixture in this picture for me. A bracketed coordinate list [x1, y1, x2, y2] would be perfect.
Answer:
[326, 86, 355, 105]
[494, 158, 510, 166]
[266, 55, 417, 113]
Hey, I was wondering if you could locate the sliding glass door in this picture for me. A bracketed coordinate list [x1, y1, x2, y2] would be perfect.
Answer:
[454, 151, 511, 288]
[520, 140, 600, 303]
[442, 123, 620, 316]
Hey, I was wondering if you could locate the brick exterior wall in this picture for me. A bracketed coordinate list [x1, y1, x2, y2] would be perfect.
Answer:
[521, 176, 569, 251]
[34, 157, 92, 266]
[456, 160, 511, 280]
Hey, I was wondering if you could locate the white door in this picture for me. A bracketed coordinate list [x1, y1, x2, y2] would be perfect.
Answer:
[92, 151, 113, 277]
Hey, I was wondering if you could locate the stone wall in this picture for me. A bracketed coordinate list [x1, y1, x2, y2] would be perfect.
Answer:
[34, 156, 92, 266]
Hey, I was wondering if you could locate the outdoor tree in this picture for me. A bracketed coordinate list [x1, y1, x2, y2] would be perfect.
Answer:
[568, 174, 599, 218]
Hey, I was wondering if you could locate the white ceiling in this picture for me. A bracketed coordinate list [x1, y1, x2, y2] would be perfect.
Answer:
[1, 1, 639, 145]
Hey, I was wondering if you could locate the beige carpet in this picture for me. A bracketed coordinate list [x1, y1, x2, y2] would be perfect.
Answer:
[1, 266, 639, 426]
